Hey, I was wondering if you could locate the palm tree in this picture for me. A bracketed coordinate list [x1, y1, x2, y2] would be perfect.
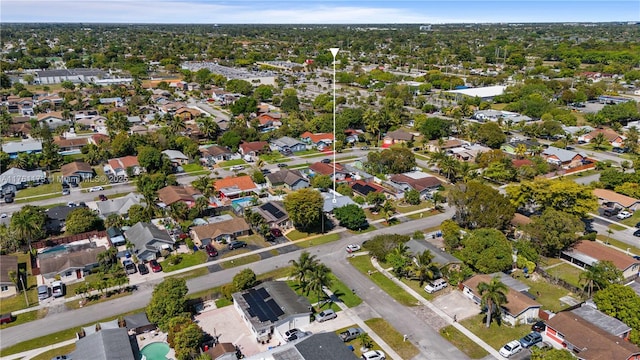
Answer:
[10, 206, 44, 251]
[438, 156, 460, 182]
[579, 265, 602, 298]
[170, 202, 189, 222]
[105, 214, 125, 229]
[169, 116, 187, 134]
[514, 144, 527, 159]
[412, 250, 438, 287]
[255, 158, 265, 170]
[380, 200, 396, 224]
[591, 132, 608, 150]
[199, 117, 220, 139]
[306, 263, 332, 303]
[192, 175, 212, 195]
[289, 251, 319, 289]
[478, 277, 508, 328]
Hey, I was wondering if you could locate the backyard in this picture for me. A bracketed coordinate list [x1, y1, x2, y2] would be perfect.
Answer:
[544, 263, 584, 288]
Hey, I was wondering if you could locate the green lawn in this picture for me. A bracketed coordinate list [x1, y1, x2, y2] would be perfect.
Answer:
[0, 252, 40, 313]
[364, 209, 385, 221]
[545, 263, 584, 288]
[15, 181, 62, 199]
[400, 277, 435, 301]
[518, 275, 578, 313]
[365, 318, 420, 360]
[287, 229, 321, 241]
[620, 211, 640, 227]
[294, 149, 321, 156]
[460, 314, 533, 350]
[220, 253, 262, 269]
[259, 152, 285, 162]
[296, 233, 341, 248]
[80, 167, 110, 189]
[440, 325, 489, 359]
[219, 159, 246, 167]
[336, 324, 386, 358]
[608, 223, 626, 231]
[407, 210, 439, 220]
[31, 344, 76, 360]
[166, 267, 210, 281]
[395, 201, 432, 214]
[94, 192, 129, 201]
[182, 163, 204, 173]
[160, 251, 208, 272]
[349, 256, 419, 306]
[0, 309, 45, 330]
[349, 225, 376, 235]
[215, 298, 233, 308]
[596, 235, 640, 256]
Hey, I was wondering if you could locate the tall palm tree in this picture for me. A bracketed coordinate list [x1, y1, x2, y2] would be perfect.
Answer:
[478, 277, 508, 328]
[192, 175, 212, 195]
[591, 133, 608, 150]
[169, 116, 187, 134]
[306, 263, 332, 302]
[412, 250, 438, 287]
[438, 156, 460, 182]
[380, 200, 396, 224]
[289, 251, 319, 289]
[579, 264, 602, 298]
[514, 144, 527, 159]
[10, 206, 45, 251]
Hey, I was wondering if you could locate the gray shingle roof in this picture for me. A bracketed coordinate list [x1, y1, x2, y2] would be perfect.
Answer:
[571, 303, 632, 337]
[96, 193, 145, 217]
[266, 169, 307, 187]
[124, 222, 174, 255]
[272, 136, 305, 148]
[1, 140, 43, 154]
[542, 146, 585, 163]
[294, 333, 360, 360]
[0, 168, 46, 186]
[70, 328, 136, 360]
[405, 239, 462, 268]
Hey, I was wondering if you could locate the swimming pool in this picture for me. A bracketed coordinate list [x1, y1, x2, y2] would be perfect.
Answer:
[39, 245, 67, 255]
[231, 196, 255, 211]
[140, 342, 170, 360]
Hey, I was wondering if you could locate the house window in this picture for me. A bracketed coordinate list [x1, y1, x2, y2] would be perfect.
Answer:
[65, 271, 72, 277]
[1, 285, 8, 292]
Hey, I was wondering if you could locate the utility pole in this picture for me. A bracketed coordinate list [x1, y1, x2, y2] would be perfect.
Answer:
[330, 48, 339, 204]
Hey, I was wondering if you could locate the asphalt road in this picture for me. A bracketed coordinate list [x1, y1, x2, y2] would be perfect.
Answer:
[0, 209, 470, 360]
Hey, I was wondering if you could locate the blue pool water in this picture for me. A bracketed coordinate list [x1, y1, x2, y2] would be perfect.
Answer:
[40, 245, 67, 255]
[140, 342, 170, 360]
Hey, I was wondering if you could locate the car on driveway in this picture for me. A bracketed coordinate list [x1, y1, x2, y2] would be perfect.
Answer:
[499, 340, 523, 358]
[270, 228, 282, 237]
[99, 194, 108, 201]
[519, 331, 542, 348]
[346, 244, 361, 252]
[137, 263, 149, 275]
[277, 163, 288, 168]
[321, 158, 331, 164]
[228, 240, 247, 250]
[206, 244, 218, 257]
[634, 229, 640, 237]
[361, 350, 386, 360]
[617, 210, 632, 219]
[531, 320, 546, 332]
[88, 186, 104, 192]
[315, 309, 337, 322]
[150, 259, 162, 272]
[0, 313, 14, 325]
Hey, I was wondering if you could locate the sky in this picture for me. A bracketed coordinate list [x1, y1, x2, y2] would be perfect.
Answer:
[1, 0, 639, 24]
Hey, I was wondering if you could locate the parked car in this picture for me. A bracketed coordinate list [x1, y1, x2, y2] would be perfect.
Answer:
[519, 331, 543, 348]
[531, 320, 546, 332]
[38, 285, 51, 301]
[361, 350, 386, 360]
[137, 263, 149, 275]
[99, 194, 108, 201]
[62, 188, 71, 196]
[634, 229, 640, 237]
[123, 259, 137, 275]
[284, 328, 300, 339]
[150, 259, 162, 273]
[270, 228, 283, 237]
[228, 240, 247, 250]
[346, 244, 361, 253]
[0, 313, 14, 325]
[0, 213, 7, 218]
[206, 244, 218, 257]
[339, 327, 363, 342]
[286, 330, 311, 342]
[633, 255, 640, 260]
[51, 281, 65, 298]
[603, 207, 620, 217]
[230, 165, 245, 171]
[88, 186, 104, 192]
[617, 210, 632, 219]
[499, 340, 523, 358]
[321, 158, 331, 164]
[315, 309, 337, 322]
[635, 221, 640, 228]
[424, 278, 448, 294]
[4, 195, 14, 203]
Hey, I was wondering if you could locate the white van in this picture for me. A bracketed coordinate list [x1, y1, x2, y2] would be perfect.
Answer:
[230, 165, 245, 171]
[424, 278, 448, 294]
[51, 281, 65, 298]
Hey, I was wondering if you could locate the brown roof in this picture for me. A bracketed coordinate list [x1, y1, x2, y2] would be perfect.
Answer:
[510, 213, 532, 226]
[0, 255, 18, 284]
[157, 185, 201, 206]
[546, 312, 640, 360]
[309, 162, 346, 176]
[53, 137, 88, 148]
[206, 342, 236, 358]
[429, 139, 465, 149]
[511, 159, 533, 168]
[571, 241, 639, 272]
[191, 218, 250, 241]
[239, 141, 269, 154]
[385, 129, 414, 141]
[37, 111, 64, 121]
[201, 145, 231, 157]
[593, 189, 639, 209]
[389, 173, 442, 192]
[61, 161, 93, 177]
[462, 274, 541, 317]
[586, 128, 624, 143]
[39, 247, 106, 275]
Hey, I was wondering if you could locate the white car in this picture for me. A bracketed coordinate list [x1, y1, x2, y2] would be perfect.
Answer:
[88, 186, 104, 192]
[617, 211, 632, 220]
[499, 340, 523, 358]
[230, 165, 245, 171]
[362, 350, 386, 360]
[346, 244, 361, 253]
[315, 309, 337, 322]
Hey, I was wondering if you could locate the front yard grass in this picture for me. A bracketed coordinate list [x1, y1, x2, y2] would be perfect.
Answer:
[296, 233, 341, 248]
[219, 159, 246, 167]
[336, 324, 386, 358]
[518, 275, 579, 313]
[365, 317, 420, 360]
[259, 152, 285, 162]
[440, 325, 489, 359]
[608, 223, 626, 231]
[0, 252, 40, 313]
[15, 180, 62, 199]
[460, 314, 532, 350]
[160, 251, 208, 272]
[182, 163, 204, 173]
[80, 167, 110, 188]
[620, 211, 640, 227]
[395, 201, 431, 214]
[0, 309, 46, 329]
[349, 256, 419, 307]
[219, 250, 262, 269]
[596, 235, 640, 255]
[544, 263, 584, 288]
[30, 343, 76, 360]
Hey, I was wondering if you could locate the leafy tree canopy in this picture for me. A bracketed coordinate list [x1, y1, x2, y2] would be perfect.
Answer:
[506, 178, 598, 217]
[460, 228, 513, 273]
[363, 234, 410, 260]
[65, 208, 105, 235]
[524, 209, 584, 256]
[146, 278, 188, 332]
[448, 181, 515, 230]
[334, 204, 367, 230]
[283, 188, 323, 232]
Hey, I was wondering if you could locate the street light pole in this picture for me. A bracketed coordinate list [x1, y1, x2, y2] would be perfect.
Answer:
[330, 48, 339, 203]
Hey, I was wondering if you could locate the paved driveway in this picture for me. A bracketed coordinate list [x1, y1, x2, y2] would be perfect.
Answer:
[431, 290, 481, 321]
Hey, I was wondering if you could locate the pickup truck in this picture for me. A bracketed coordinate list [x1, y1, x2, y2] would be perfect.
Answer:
[339, 327, 363, 342]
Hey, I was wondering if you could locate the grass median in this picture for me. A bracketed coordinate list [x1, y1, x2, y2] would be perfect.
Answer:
[349, 256, 419, 307]
[439, 325, 488, 359]
[365, 317, 420, 360]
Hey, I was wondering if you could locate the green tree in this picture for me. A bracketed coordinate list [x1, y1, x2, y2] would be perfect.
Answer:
[524, 209, 584, 256]
[478, 276, 508, 328]
[283, 188, 323, 231]
[311, 174, 332, 190]
[386, 243, 411, 278]
[441, 219, 463, 250]
[226, 79, 253, 95]
[10, 205, 46, 250]
[167, 316, 203, 360]
[137, 146, 165, 173]
[404, 189, 421, 205]
[366, 192, 386, 212]
[448, 181, 515, 230]
[412, 250, 438, 287]
[306, 263, 332, 303]
[419, 117, 451, 140]
[334, 204, 367, 230]
[477, 122, 507, 149]
[233, 268, 257, 290]
[146, 278, 189, 331]
[579, 260, 623, 297]
[362, 234, 410, 260]
[591, 132, 608, 150]
[289, 251, 320, 290]
[460, 228, 513, 274]
[593, 284, 640, 345]
[65, 208, 104, 235]
[218, 130, 242, 152]
[530, 347, 576, 359]
[506, 178, 598, 217]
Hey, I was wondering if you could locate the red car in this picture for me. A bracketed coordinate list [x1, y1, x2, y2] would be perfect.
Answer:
[150, 260, 162, 273]
[270, 228, 282, 237]
[206, 244, 218, 257]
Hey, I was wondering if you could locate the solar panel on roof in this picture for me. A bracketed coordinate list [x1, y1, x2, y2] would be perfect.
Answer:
[261, 203, 286, 219]
[257, 287, 270, 300]
[266, 299, 285, 317]
[243, 289, 282, 322]
[352, 183, 376, 195]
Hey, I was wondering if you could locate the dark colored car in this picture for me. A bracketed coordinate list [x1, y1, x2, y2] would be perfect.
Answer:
[270, 228, 282, 237]
[138, 263, 149, 275]
[4, 195, 14, 203]
[519, 331, 543, 348]
[277, 163, 288, 168]
[634, 229, 640, 237]
[228, 240, 247, 250]
[531, 321, 546, 332]
[206, 244, 218, 257]
[0, 313, 14, 324]
[99, 194, 108, 201]
[321, 158, 331, 164]
[635, 221, 640, 228]
[150, 259, 162, 273]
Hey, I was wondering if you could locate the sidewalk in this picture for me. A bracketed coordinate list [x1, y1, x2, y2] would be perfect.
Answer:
[370, 257, 502, 359]
[2, 339, 76, 360]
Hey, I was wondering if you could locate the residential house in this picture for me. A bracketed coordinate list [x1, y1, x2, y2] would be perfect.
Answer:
[244, 333, 359, 360]
[35, 94, 63, 108]
[0, 168, 47, 195]
[461, 274, 542, 326]
[544, 312, 640, 360]
[45, 204, 87, 234]
[300, 132, 334, 150]
[190, 217, 251, 246]
[104, 156, 142, 179]
[53, 136, 88, 154]
[162, 149, 189, 166]
[124, 222, 175, 261]
[571, 302, 632, 340]
[256, 113, 282, 132]
[308, 162, 348, 182]
[350, 180, 385, 197]
[251, 202, 291, 229]
[7, 122, 32, 138]
[214, 176, 258, 199]
[200, 145, 233, 166]
[39, 245, 105, 283]
[561, 240, 640, 281]
[175, 107, 202, 121]
[579, 128, 626, 148]
[60, 161, 94, 184]
[37, 111, 70, 129]
[69, 328, 137, 360]
[99, 97, 124, 107]
[106, 227, 126, 246]
[405, 239, 462, 273]
[270, 137, 307, 154]
[204, 342, 238, 360]
[593, 189, 640, 211]
[265, 169, 309, 190]
[389, 172, 442, 199]
[232, 281, 311, 343]
[448, 144, 492, 162]
[501, 139, 541, 156]
[123, 312, 156, 335]
[427, 138, 467, 153]
[239, 141, 270, 160]
[76, 115, 108, 133]
[321, 191, 358, 213]
[0, 256, 18, 298]
[88, 133, 109, 145]
[2, 140, 43, 158]
[157, 185, 202, 208]
[343, 163, 375, 183]
[541, 146, 587, 169]
[344, 129, 364, 144]
[382, 129, 414, 147]
[96, 193, 145, 218]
